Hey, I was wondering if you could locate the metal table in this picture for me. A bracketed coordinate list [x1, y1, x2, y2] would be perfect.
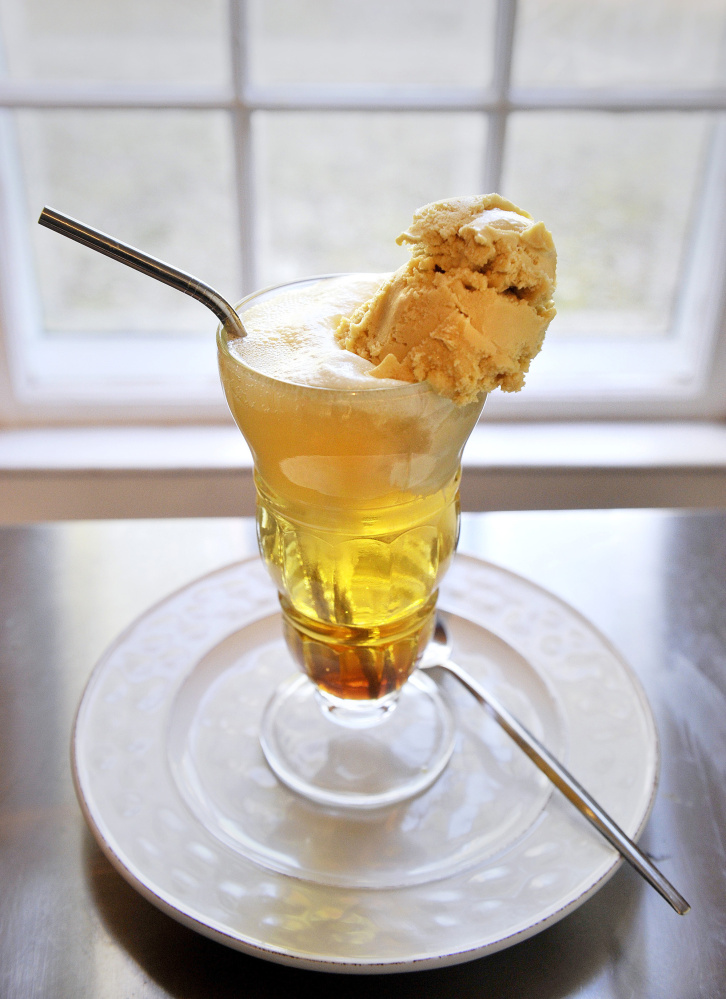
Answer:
[1, 511, 723, 997]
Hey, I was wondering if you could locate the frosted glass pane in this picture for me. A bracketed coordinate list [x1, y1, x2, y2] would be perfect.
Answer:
[514, 0, 726, 88]
[254, 111, 486, 285]
[248, 0, 496, 87]
[19, 110, 240, 335]
[502, 112, 711, 335]
[0, 0, 229, 85]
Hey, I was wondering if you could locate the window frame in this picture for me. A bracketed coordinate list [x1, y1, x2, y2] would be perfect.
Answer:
[1, 0, 725, 427]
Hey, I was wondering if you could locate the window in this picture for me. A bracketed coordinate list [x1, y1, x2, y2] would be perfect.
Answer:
[1, 0, 725, 426]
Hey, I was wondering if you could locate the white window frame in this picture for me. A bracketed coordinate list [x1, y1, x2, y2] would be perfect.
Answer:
[0, 0, 725, 427]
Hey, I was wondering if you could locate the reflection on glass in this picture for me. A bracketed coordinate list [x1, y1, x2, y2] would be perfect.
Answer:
[503, 111, 711, 336]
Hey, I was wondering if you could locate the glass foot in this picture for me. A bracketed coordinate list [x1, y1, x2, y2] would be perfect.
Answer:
[168, 612, 558, 888]
[259, 671, 455, 810]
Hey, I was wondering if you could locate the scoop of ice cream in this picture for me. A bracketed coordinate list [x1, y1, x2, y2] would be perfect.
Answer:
[335, 194, 556, 405]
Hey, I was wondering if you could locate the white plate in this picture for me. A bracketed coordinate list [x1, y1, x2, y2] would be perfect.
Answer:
[72, 554, 658, 974]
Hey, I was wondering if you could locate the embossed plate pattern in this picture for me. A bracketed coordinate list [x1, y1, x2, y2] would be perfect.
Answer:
[72, 555, 658, 974]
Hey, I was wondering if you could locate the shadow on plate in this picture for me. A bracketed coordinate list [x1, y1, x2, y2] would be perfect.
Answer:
[84, 828, 642, 998]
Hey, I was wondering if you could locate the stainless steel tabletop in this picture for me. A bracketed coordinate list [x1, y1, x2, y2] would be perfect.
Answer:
[1, 510, 723, 997]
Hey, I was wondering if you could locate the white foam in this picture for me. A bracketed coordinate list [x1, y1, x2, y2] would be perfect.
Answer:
[228, 273, 403, 390]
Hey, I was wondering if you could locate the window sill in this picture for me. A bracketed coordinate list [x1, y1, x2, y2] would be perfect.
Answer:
[1, 421, 725, 524]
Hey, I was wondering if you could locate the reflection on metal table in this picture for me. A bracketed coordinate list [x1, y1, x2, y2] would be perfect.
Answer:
[0, 511, 722, 996]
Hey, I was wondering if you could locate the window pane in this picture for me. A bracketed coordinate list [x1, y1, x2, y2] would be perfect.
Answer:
[254, 111, 486, 285]
[502, 112, 712, 335]
[18, 109, 240, 335]
[0, 0, 229, 85]
[514, 0, 726, 88]
[248, 0, 496, 87]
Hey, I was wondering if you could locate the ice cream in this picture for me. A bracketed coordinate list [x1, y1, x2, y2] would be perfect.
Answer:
[336, 194, 556, 405]
[227, 273, 398, 390]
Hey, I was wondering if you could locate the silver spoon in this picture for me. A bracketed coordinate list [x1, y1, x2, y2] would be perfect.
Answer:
[37, 207, 247, 340]
[420, 615, 690, 916]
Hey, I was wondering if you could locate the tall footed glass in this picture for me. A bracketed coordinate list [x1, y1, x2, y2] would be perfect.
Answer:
[218, 277, 486, 809]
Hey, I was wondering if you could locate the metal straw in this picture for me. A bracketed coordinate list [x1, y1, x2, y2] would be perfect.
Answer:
[37, 207, 246, 339]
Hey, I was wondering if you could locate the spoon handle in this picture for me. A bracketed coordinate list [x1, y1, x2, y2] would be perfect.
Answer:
[428, 658, 690, 916]
[38, 207, 246, 339]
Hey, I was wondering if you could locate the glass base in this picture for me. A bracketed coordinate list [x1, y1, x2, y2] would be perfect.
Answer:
[168, 610, 558, 889]
[259, 671, 455, 810]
